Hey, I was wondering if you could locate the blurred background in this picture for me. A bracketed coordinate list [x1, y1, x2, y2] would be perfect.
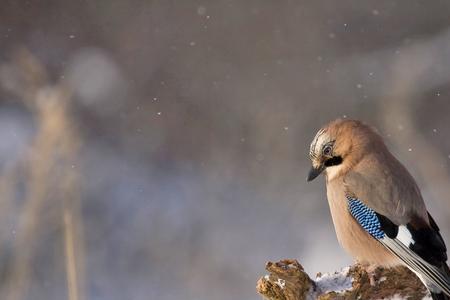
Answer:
[1, 1, 450, 299]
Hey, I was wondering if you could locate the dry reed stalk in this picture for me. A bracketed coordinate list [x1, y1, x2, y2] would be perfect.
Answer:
[0, 50, 85, 300]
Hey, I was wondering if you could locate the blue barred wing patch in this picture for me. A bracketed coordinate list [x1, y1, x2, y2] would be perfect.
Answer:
[347, 196, 385, 240]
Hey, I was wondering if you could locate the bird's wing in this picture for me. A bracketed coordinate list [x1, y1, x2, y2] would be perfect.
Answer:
[346, 195, 450, 296]
[343, 154, 427, 225]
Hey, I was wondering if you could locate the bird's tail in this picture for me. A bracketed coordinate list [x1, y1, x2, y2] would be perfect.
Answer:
[429, 264, 450, 300]
[443, 264, 450, 280]
[430, 291, 450, 300]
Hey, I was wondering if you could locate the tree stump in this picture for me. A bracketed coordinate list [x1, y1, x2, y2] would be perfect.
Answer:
[256, 259, 429, 300]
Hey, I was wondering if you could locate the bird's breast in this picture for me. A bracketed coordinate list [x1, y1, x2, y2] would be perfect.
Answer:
[326, 179, 399, 267]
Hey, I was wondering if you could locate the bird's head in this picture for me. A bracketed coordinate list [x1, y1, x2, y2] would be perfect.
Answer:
[307, 119, 377, 181]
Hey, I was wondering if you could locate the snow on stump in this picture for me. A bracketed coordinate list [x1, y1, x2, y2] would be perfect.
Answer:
[256, 259, 429, 300]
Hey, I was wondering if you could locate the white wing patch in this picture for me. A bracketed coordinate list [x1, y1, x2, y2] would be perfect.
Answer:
[396, 225, 415, 247]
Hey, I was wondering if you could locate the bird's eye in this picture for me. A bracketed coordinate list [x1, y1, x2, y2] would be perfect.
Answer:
[323, 145, 333, 156]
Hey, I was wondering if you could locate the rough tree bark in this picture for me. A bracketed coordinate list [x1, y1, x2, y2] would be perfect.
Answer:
[256, 259, 429, 300]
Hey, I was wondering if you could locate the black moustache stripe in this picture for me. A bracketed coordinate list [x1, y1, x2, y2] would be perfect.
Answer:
[324, 156, 343, 167]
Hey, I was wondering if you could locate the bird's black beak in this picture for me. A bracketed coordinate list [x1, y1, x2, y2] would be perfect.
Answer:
[307, 165, 325, 182]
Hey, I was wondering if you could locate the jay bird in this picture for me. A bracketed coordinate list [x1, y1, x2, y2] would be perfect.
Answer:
[307, 118, 450, 300]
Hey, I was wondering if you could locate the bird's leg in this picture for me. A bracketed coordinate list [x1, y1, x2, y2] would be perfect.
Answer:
[363, 264, 379, 286]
